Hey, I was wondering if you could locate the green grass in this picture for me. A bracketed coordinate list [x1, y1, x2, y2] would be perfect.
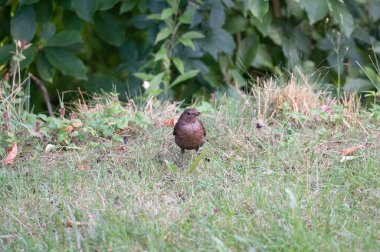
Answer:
[0, 93, 379, 251]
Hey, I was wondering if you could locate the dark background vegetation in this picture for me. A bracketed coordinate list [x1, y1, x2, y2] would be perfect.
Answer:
[0, 0, 379, 112]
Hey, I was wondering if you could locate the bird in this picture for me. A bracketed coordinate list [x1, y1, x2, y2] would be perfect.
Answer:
[173, 108, 206, 164]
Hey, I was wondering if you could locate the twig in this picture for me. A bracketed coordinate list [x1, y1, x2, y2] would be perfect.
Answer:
[236, 32, 241, 49]
[29, 73, 54, 116]
[272, 0, 281, 18]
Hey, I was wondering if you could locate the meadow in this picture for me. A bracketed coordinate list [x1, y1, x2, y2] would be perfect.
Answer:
[1, 76, 379, 251]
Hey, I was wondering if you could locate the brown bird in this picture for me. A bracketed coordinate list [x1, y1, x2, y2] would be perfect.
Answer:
[173, 108, 206, 163]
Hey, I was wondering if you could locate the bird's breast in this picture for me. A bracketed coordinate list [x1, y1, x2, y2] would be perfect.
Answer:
[174, 120, 205, 150]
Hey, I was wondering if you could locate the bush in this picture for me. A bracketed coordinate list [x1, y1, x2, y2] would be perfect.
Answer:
[0, 0, 379, 111]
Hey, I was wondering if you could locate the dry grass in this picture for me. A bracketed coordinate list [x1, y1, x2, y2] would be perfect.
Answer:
[251, 74, 362, 123]
[252, 74, 322, 119]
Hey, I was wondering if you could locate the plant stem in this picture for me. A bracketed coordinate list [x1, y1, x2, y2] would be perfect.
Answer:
[29, 73, 54, 116]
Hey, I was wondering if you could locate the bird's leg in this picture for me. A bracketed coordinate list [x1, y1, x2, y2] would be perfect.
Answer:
[195, 148, 200, 156]
[181, 148, 185, 167]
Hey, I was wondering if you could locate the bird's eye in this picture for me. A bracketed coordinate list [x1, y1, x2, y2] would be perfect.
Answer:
[187, 112, 191, 115]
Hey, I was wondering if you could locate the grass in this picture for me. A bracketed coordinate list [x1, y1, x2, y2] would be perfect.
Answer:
[0, 77, 380, 251]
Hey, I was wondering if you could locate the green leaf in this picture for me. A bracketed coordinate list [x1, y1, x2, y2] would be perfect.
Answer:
[38, 113, 48, 122]
[134, 72, 154, 81]
[63, 11, 83, 31]
[147, 89, 163, 96]
[19, 0, 39, 5]
[170, 70, 199, 87]
[160, 8, 174, 20]
[368, 2, 380, 21]
[266, 26, 283, 46]
[172, 57, 184, 74]
[201, 28, 235, 59]
[344, 78, 374, 92]
[46, 30, 83, 47]
[361, 66, 379, 86]
[329, 0, 355, 37]
[120, 0, 138, 14]
[179, 4, 196, 24]
[39, 23, 56, 41]
[225, 15, 248, 34]
[98, 0, 119, 11]
[282, 38, 300, 66]
[10, 5, 36, 42]
[35, 0, 53, 23]
[237, 33, 258, 67]
[150, 72, 165, 87]
[0, 44, 15, 65]
[71, 0, 97, 22]
[137, 0, 149, 12]
[299, 0, 328, 24]
[155, 27, 171, 44]
[231, 69, 246, 87]
[251, 44, 273, 69]
[250, 11, 272, 36]
[180, 31, 205, 40]
[146, 14, 161, 20]
[372, 41, 380, 54]
[249, 0, 269, 21]
[167, 0, 179, 11]
[19, 45, 37, 70]
[84, 73, 121, 93]
[178, 37, 195, 50]
[94, 12, 125, 46]
[45, 47, 86, 79]
[209, 0, 225, 29]
[154, 44, 168, 61]
[37, 52, 56, 82]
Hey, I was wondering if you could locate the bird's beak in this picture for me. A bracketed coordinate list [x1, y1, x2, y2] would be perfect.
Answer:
[196, 111, 201, 116]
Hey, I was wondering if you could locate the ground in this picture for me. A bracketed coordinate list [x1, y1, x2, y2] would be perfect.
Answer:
[0, 83, 379, 251]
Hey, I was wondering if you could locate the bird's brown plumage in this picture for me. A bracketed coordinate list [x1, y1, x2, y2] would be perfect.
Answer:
[173, 108, 206, 153]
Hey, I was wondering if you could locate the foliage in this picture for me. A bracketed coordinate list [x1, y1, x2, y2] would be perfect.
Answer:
[0, 41, 152, 154]
[1, 91, 153, 155]
[0, 0, 380, 111]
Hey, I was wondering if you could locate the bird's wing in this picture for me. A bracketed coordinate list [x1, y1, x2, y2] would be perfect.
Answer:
[200, 120, 206, 136]
[173, 123, 178, 135]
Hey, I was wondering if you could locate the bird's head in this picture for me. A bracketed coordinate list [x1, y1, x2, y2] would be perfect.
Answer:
[181, 108, 201, 118]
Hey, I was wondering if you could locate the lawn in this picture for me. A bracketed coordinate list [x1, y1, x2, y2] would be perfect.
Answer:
[1, 78, 379, 251]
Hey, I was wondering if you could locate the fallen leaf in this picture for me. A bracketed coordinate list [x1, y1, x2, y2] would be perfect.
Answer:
[340, 156, 359, 163]
[3, 143, 17, 164]
[341, 145, 365, 156]
[157, 118, 177, 127]
[59, 107, 65, 119]
[2, 111, 10, 121]
[115, 145, 128, 152]
[77, 164, 91, 171]
[72, 120, 83, 128]
[210, 92, 216, 105]
[321, 105, 333, 115]
[32, 121, 44, 138]
[65, 220, 88, 228]
[45, 144, 55, 153]
[64, 125, 74, 134]
[166, 118, 176, 126]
